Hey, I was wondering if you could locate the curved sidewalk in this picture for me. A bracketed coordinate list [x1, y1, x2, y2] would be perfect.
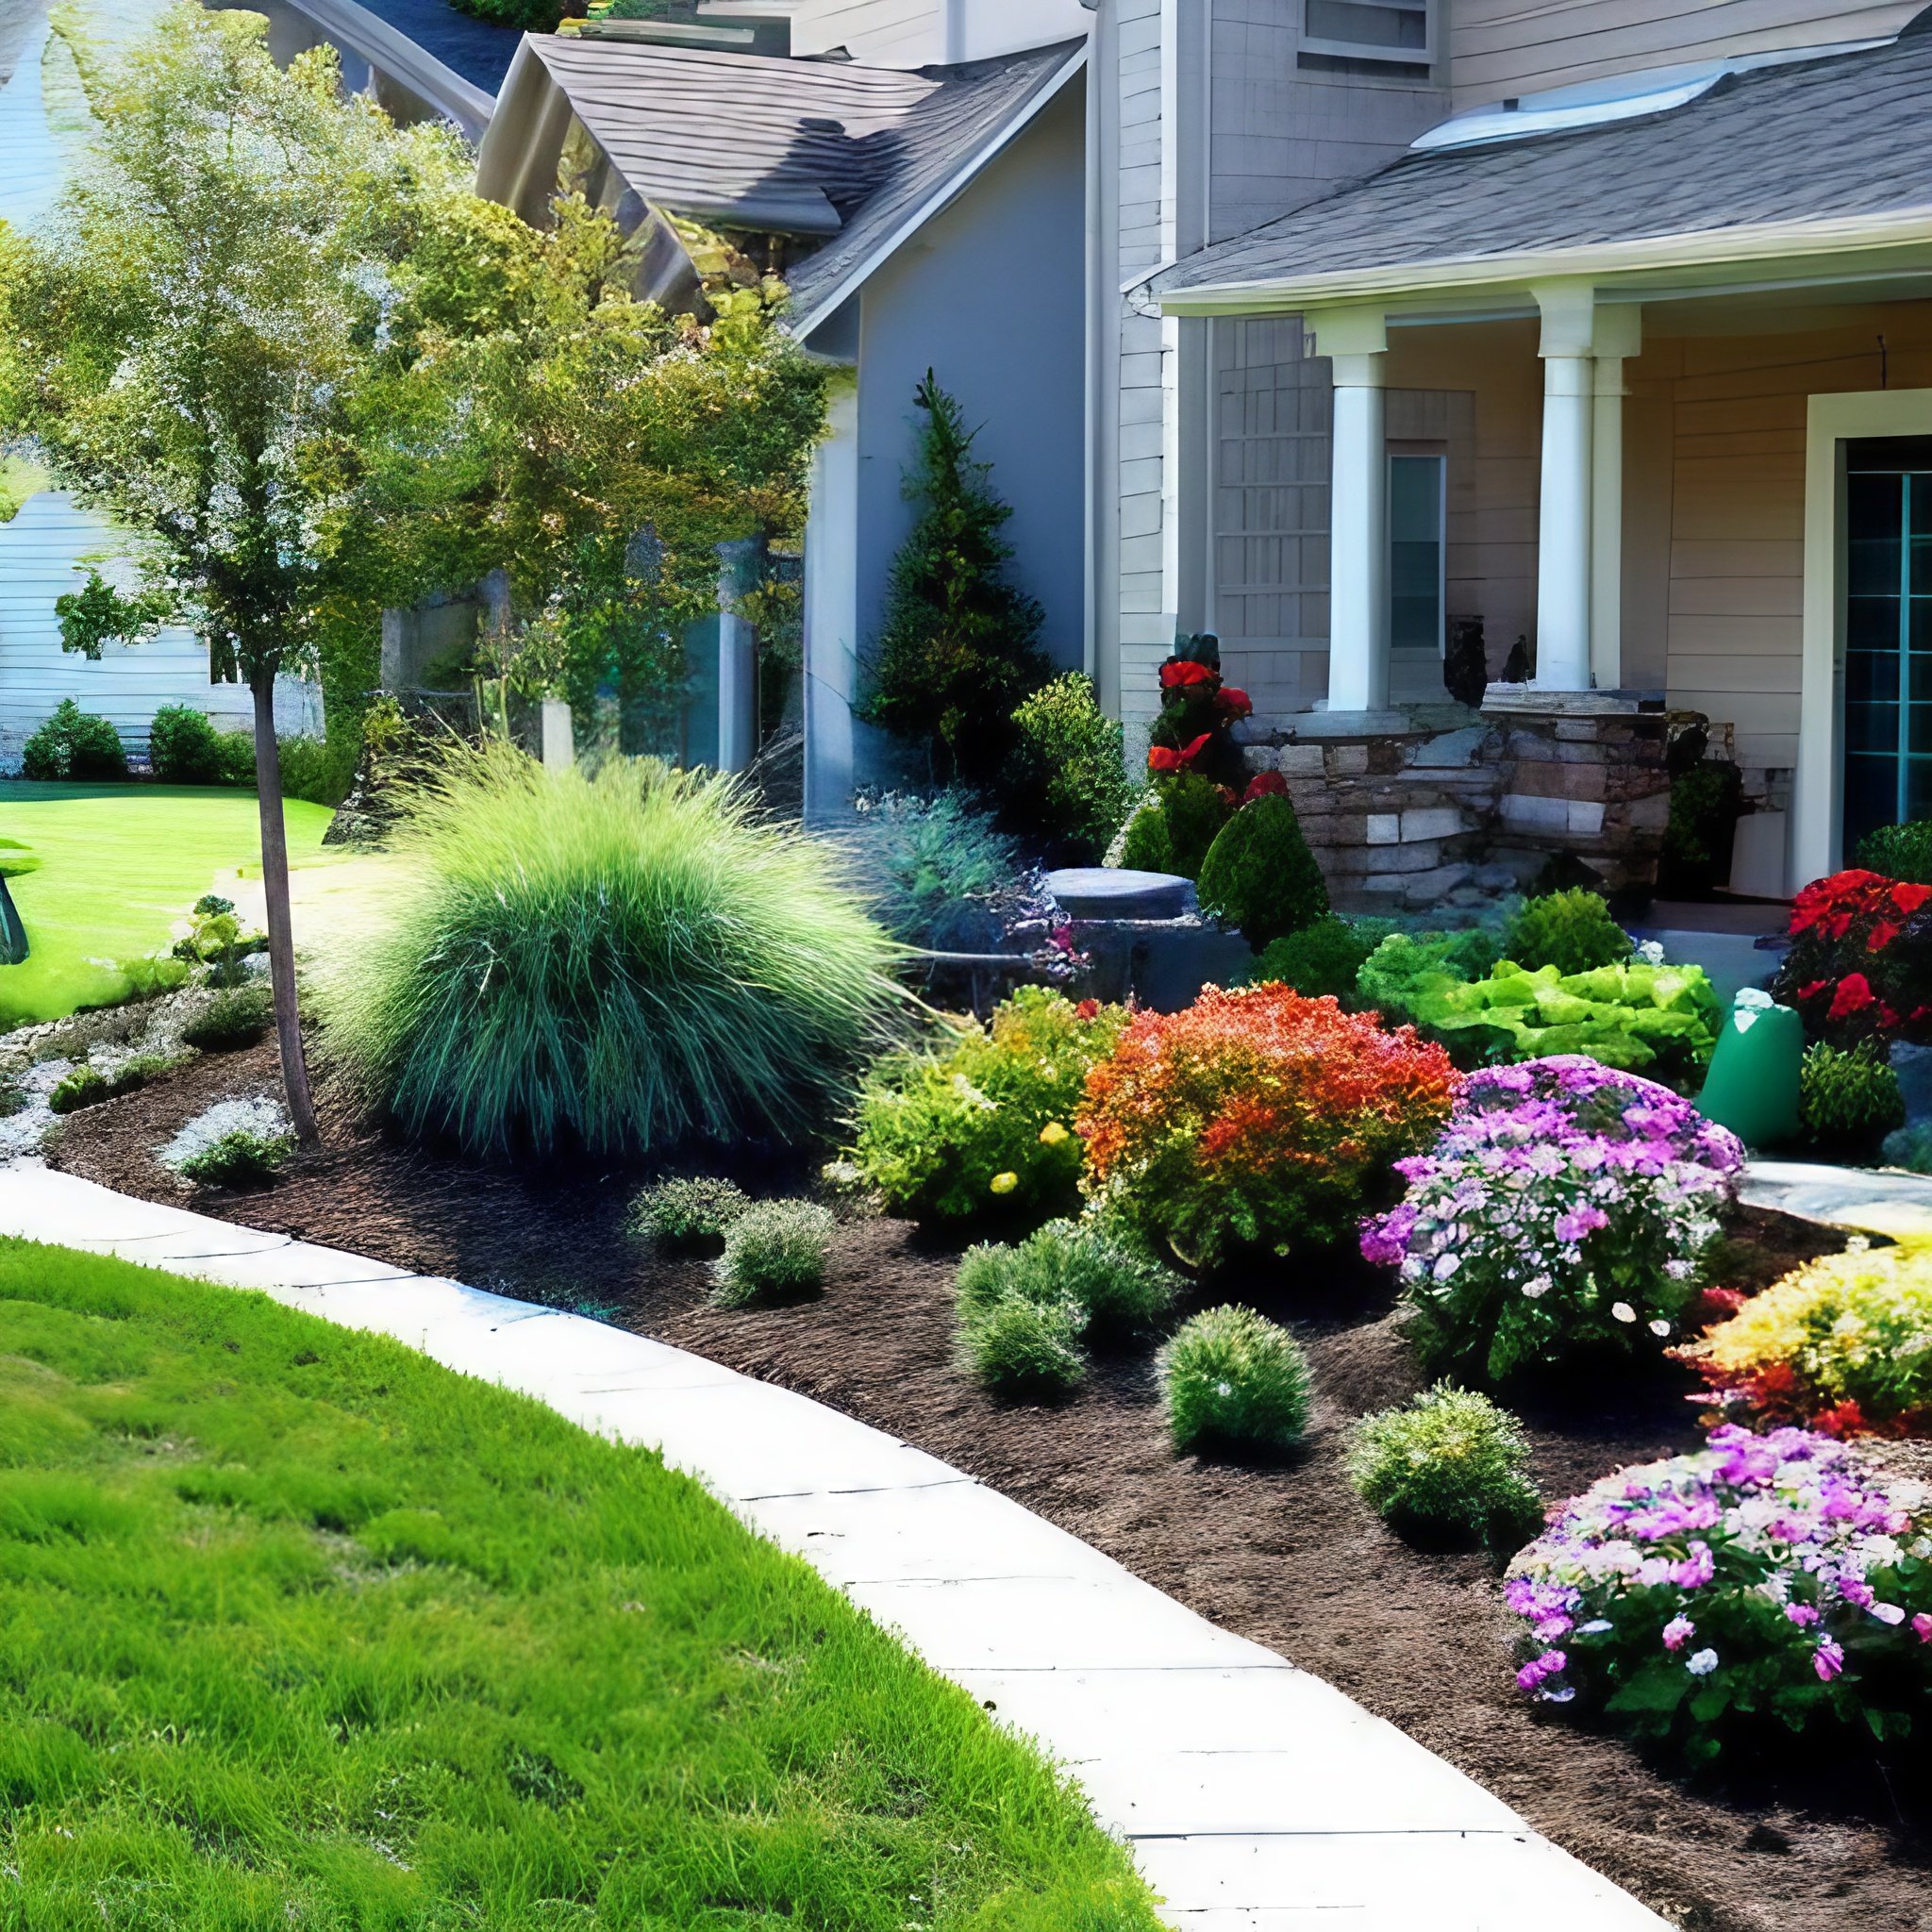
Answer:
[0, 1160, 1667, 1932]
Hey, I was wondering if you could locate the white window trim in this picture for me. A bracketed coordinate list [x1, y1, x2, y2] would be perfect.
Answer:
[1798, 387, 1932, 891]
[1303, 0, 1433, 68]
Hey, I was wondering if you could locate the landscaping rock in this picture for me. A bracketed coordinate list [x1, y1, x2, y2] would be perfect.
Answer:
[1045, 867, 1193, 922]
[1893, 1042, 1932, 1129]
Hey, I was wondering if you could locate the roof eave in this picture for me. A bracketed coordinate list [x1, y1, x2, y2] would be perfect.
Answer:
[1156, 208, 1932, 316]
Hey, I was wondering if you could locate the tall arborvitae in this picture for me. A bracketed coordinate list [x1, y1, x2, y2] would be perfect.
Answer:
[862, 372, 1051, 785]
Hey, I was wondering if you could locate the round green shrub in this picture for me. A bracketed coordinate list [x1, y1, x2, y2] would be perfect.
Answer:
[1008, 674, 1136, 860]
[48, 1065, 110, 1115]
[629, 1176, 752, 1256]
[1241, 913, 1387, 1002]
[957, 1292, 1088, 1400]
[148, 704, 240, 786]
[1502, 889, 1632, 976]
[313, 747, 903, 1159]
[956, 1214, 1179, 1346]
[1857, 819, 1932, 886]
[180, 986, 273, 1053]
[1800, 1041, 1907, 1153]
[1119, 773, 1230, 881]
[21, 699, 126, 781]
[1158, 1306, 1310, 1459]
[711, 1201, 835, 1308]
[175, 1129, 291, 1188]
[1195, 793, 1329, 948]
[1347, 1384, 1542, 1550]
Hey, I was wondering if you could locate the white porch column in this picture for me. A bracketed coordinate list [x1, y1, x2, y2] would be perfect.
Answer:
[715, 537, 762, 775]
[1310, 307, 1390, 713]
[1534, 283, 1598, 691]
[802, 374, 859, 825]
[1590, 306, 1641, 693]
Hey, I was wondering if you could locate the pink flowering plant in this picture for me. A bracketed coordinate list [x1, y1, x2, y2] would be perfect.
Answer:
[1507, 1427, 1932, 1762]
[1361, 1058, 1744, 1382]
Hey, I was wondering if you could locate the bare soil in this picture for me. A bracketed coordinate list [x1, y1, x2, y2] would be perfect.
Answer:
[44, 1039, 1932, 1932]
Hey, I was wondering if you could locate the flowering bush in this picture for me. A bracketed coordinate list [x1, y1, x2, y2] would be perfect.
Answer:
[1363, 1058, 1745, 1381]
[1145, 646, 1250, 790]
[1080, 986, 1455, 1269]
[852, 989, 1127, 1227]
[1679, 1240, 1932, 1437]
[1506, 1427, 1932, 1762]
[1772, 869, 1932, 1047]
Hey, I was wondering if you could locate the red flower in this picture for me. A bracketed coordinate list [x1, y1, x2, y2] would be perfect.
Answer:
[1242, 771, 1289, 804]
[1796, 980, 1830, 1003]
[1147, 732, 1214, 775]
[1213, 686, 1254, 721]
[1074, 999, 1101, 1021]
[1827, 974, 1876, 1022]
[1893, 881, 1932, 915]
[1159, 660, 1218, 692]
[1869, 921, 1902, 952]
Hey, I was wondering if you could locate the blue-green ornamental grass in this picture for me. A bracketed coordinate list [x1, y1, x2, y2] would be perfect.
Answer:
[0, 1240, 1159, 1927]
[1158, 1306, 1311, 1459]
[314, 747, 905, 1159]
[711, 1200, 836, 1307]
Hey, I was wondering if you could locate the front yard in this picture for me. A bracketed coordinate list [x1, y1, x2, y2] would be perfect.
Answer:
[0, 1237, 1158, 1929]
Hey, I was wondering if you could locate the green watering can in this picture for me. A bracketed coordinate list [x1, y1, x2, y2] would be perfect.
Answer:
[1697, 988, 1803, 1150]
[0, 839, 39, 968]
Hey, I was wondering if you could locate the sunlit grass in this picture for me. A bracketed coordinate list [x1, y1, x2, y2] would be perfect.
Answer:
[0, 1240, 1158, 1929]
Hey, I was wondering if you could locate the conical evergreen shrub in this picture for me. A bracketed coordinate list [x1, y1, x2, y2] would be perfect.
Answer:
[1195, 793, 1329, 947]
[861, 372, 1051, 784]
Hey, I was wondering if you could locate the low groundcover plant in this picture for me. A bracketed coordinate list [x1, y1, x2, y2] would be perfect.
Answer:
[710, 1201, 835, 1307]
[1363, 1057, 1745, 1383]
[1506, 1427, 1932, 1761]
[160, 1097, 295, 1188]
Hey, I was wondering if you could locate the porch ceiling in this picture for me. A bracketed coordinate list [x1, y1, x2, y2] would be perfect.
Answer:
[1154, 24, 1932, 316]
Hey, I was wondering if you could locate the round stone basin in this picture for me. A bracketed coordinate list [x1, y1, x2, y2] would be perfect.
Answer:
[1044, 868, 1193, 922]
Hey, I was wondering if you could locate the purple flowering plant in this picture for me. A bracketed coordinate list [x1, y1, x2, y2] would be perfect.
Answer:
[1360, 1057, 1744, 1382]
[1507, 1427, 1932, 1761]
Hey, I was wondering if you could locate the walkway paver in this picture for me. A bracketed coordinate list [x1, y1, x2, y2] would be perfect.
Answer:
[0, 1160, 1671, 1931]
[1742, 1158, 1932, 1243]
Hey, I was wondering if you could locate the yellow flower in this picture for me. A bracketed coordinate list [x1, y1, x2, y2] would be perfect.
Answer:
[1039, 1122, 1069, 1146]
[990, 1172, 1019, 1196]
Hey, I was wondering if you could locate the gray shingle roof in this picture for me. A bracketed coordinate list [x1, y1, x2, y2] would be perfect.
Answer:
[1158, 25, 1932, 298]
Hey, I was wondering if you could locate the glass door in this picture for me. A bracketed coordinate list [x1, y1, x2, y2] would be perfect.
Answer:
[1844, 440, 1932, 858]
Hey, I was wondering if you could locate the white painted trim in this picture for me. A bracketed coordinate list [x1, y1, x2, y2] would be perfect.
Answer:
[1798, 387, 1932, 891]
[787, 43, 1089, 344]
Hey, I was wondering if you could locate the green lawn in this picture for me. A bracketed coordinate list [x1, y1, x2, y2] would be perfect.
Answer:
[0, 1241, 1158, 1930]
[0, 783, 334, 1027]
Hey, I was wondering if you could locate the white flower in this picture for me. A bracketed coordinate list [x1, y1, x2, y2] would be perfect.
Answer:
[1522, 1275, 1552, 1300]
[1432, 1253, 1461, 1283]
[1686, 1649, 1720, 1676]
[1648, 1320, 1672, 1339]
[1611, 1302, 1637, 1324]
[1869, 1602, 1907, 1626]
[1637, 941, 1666, 966]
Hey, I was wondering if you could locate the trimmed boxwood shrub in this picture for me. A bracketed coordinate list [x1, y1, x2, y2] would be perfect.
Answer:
[1159, 1307, 1310, 1459]
[22, 699, 125, 781]
[1194, 792, 1329, 948]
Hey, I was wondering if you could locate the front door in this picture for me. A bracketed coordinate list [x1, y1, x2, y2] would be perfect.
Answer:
[1844, 438, 1932, 858]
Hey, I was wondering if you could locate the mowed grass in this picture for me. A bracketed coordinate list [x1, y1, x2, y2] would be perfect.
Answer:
[0, 783, 333, 1026]
[0, 1241, 1159, 1931]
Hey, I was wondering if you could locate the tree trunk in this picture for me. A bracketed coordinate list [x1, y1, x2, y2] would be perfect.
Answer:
[251, 674, 320, 1143]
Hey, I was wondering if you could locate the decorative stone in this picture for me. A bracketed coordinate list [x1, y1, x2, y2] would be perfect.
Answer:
[1045, 869, 1193, 922]
[1894, 1044, 1932, 1130]
[1407, 725, 1487, 769]
[1366, 813, 1400, 845]
[1400, 807, 1467, 842]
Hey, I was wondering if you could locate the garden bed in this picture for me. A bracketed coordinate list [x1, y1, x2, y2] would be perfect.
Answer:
[45, 1040, 1932, 1932]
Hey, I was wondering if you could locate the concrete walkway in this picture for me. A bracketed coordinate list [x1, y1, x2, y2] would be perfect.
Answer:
[0, 1161, 1669, 1931]
[1741, 1158, 1932, 1243]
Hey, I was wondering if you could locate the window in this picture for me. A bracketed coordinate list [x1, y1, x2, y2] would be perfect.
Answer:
[1389, 454, 1445, 655]
[1303, 0, 1432, 65]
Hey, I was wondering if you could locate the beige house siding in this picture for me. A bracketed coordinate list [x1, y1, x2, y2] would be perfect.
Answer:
[1448, 0, 1924, 110]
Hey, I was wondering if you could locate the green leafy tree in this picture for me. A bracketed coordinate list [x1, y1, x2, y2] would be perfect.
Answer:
[863, 372, 1051, 785]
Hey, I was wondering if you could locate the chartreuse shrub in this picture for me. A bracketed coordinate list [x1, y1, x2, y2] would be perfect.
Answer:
[315, 747, 902, 1159]
[1799, 1041, 1907, 1152]
[711, 1201, 835, 1307]
[1080, 985, 1456, 1270]
[0, 1241, 1162, 1925]
[1348, 1385, 1542, 1552]
[1363, 1058, 1745, 1382]
[1159, 1307, 1311, 1458]
[21, 699, 125, 780]
[1857, 819, 1932, 886]
[1506, 1428, 1932, 1764]
[1680, 1239, 1932, 1437]
[1503, 888, 1633, 976]
[1242, 914, 1392, 1003]
[852, 988, 1127, 1228]
[957, 1214, 1181, 1348]
[1008, 674, 1136, 860]
[1355, 927, 1503, 1021]
[1117, 771, 1230, 880]
[628, 1175, 751, 1255]
[1195, 793, 1329, 948]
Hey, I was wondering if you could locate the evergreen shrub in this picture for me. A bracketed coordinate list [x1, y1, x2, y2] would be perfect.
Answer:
[711, 1201, 834, 1307]
[1195, 792, 1329, 947]
[1348, 1385, 1541, 1550]
[1159, 1307, 1310, 1458]
[21, 700, 126, 781]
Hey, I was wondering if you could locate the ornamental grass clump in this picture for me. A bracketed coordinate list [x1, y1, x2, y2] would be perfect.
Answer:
[1348, 1385, 1542, 1552]
[160, 1098, 294, 1188]
[853, 988, 1127, 1228]
[1079, 985, 1456, 1270]
[710, 1201, 835, 1308]
[314, 747, 903, 1160]
[627, 1176, 751, 1256]
[957, 1293, 1088, 1401]
[956, 1214, 1180, 1346]
[1506, 1427, 1932, 1763]
[1159, 1307, 1310, 1459]
[1362, 1058, 1745, 1383]
[1679, 1240, 1932, 1437]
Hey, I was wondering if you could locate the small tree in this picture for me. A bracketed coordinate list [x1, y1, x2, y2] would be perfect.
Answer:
[862, 372, 1051, 786]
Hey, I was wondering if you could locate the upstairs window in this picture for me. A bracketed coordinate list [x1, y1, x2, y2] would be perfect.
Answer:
[1302, 0, 1433, 72]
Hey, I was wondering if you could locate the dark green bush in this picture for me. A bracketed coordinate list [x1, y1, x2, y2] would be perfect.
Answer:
[1800, 1041, 1907, 1153]
[1118, 773, 1230, 881]
[180, 986, 273, 1053]
[1241, 914, 1388, 1002]
[446, 0, 562, 27]
[1159, 1307, 1310, 1459]
[956, 1215, 1179, 1347]
[1195, 794, 1328, 948]
[175, 1128, 291, 1188]
[711, 1201, 834, 1307]
[313, 747, 903, 1159]
[48, 1055, 169, 1115]
[957, 1293, 1087, 1400]
[22, 700, 126, 781]
[1347, 1385, 1542, 1551]
[1008, 675, 1136, 860]
[1503, 889, 1632, 976]
[1658, 761, 1745, 897]
[276, 733, 356, 807]
[628, 1176, 752, 1255]
[149, 704, 233, 785]
[1857, 820, 1932, 887]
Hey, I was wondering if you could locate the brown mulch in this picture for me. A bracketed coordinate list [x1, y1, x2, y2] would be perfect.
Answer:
[43, 1040, 1932, 1932]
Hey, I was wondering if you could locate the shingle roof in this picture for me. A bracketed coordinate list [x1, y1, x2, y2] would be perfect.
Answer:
[520, 37, 1078, 247]
[1158, 25, 1932, 299]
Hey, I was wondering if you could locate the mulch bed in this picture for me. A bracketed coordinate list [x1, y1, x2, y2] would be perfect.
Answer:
[42, 1038, 1932, 1932]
